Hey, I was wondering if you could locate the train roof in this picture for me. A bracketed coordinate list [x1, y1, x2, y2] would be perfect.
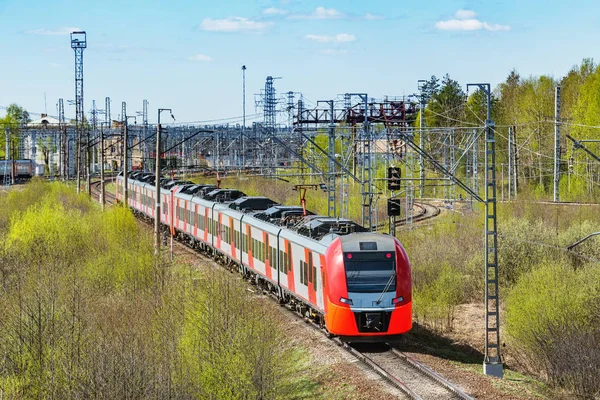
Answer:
[253, 205, 314, 226]
[202, 189, 246, 202]
[294, 216, 367, 241]
[228, 196, 277, 211]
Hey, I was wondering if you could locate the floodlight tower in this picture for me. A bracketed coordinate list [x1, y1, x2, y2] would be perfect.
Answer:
[71, 31, 87, 193]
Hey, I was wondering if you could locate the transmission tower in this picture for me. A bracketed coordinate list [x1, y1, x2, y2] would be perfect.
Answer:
[91, 100, 97, 130]
[264, 76, 277, 130]
[71, 31, 86, 193]
[105, 97, 111, 125]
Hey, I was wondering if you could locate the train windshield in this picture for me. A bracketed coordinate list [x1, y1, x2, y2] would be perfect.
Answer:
[344, 252, 396, 293]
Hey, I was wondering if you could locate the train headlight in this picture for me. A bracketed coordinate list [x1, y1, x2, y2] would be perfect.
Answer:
[340, 297, 353, 306]
[393, 296, 404, 305]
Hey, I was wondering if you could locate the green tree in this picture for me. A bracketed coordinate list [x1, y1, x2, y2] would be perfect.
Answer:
[0, 103, 30, 159]
[426, 74, 466, 127]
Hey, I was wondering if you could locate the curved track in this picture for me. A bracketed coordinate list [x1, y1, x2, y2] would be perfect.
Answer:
[390, 201, 441, 228]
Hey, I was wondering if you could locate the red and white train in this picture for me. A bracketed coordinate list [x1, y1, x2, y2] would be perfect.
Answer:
[116, 172, 412, 340]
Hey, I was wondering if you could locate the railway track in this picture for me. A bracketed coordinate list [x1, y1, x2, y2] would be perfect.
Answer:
[385, 201, 441, 230]
[339, 342, 473, 400]
[91, 180, 468, 399]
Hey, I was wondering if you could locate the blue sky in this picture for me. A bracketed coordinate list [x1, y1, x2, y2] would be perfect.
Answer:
[0, 0, 599, 123]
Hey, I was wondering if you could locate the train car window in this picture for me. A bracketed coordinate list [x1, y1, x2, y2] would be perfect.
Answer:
[265, 235, 269, 262]
[308, 252, 313, 284]
[279, 250, 284, 272]
[287, 242, 292, 274]
[300, 261, 305, 285]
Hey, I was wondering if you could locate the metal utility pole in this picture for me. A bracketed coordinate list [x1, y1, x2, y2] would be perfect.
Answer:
[346, 93, 372, 230]
[554, 86, 561, 202]
[122, 102, 128, 206]
[71, 31, 86, 194]
[511, 126, 518, 199]
[319, 100, 336, 217]
[473, 128, 479, 196]
[105, 97, 111, 126]
[3, 128, 9, 186]
[155, 121, 162, 256]
[242, 65, 246, 167]
[100, 123, 105, 210]
[58, 98, 66, 180]
[155, 109, 175, 256]
[468, 83, 503, 379]
[418, 79, 427, 198]
[143, 99, 148, 171]
[508, 126, 513, 201]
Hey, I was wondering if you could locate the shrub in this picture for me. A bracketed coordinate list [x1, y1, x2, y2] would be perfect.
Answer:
[413, 265, 464, 332]
[505, 262, 600, 396]
[0, 181, 310, 399]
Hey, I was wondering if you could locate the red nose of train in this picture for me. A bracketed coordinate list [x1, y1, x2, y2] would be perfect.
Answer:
[323, 234, 412, 339]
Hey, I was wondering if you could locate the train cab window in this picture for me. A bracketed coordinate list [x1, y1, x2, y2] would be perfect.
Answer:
[344, 252, 396, 293]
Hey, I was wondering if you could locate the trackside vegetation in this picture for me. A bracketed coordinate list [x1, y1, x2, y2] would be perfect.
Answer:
[0, 180, 318, 399]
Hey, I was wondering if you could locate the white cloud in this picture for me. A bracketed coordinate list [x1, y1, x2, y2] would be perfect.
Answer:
[263, 7, 288, 15]
[454, 9, 477, 20]
[483, 22, 511, 31]
[305, 33, 356, 43]
[200, 17, 272, 32]
[364, 13, 384, 20]
[435, 10, 510, 32]
[290, 7, 344, 20]
[188, 54, 213, 62]
[24, 27, 81, 36]
[320, 49, 347, 55]
[435, 19, 483, 31]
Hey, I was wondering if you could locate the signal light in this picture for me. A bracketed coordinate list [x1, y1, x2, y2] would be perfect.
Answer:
[387, 199, 401, 216]
[393, 297, 404, 305]
[347, 253, 353, 259]
[386, 253, 392, 258]
[387, 167, 401, 190]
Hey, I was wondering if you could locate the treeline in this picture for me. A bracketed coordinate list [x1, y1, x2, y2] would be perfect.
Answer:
[0, 180, 309, 399]
[417, 58, 600, 201]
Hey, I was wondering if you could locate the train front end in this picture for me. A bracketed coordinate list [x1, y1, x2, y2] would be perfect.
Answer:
[323, 233, 412, 341]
